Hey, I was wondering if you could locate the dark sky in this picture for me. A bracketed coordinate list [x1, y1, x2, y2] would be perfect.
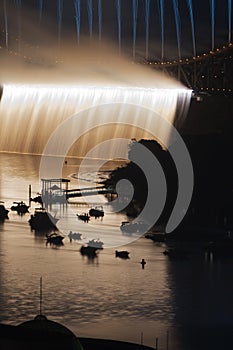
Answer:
[0, 0, 231, 59]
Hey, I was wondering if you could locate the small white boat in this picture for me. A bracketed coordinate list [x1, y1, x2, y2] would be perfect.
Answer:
[87, 239, 104, 249]
[68, 231, 82, 241]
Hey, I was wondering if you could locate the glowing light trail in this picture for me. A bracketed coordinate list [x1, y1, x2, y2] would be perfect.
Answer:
[158, 0, 164, 61]
[74, 0, 81, 44]
[87, 0, 93, 38]
[39, 0, 43, 22]
[57, 0, 63, 45]
[132, 0, 138, 58]
[116, 0, 121, 54]
[186, 0, 196, 57]
[14, 0, 22, 6]
[14, 0, 22, 52]
[172, 0, 181, 59]
[98, 0, 102, 41]
[145, 0, 150, 60]
[210, 0, 215, 50]
[1, 1, 231, 60]
[228, 0, 232, 44]
[3, 0, 9, 49]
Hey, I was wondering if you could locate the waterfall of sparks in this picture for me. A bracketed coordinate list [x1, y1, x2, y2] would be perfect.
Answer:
[87, 0, 93, 38]
[145, 0, 150, 60]
[74, 0, 81, 44]
[116, 0, 122, 54]
[0, 84, 192, 155]
[186, 0, 196, 57]
[210, 0, 215, 50]
[228, 0, 232, 44]
[158, 0, 164, 61]
[132, 0, 138, 58]
[172, 0, 181, 59]
[98, 0, 102, 41]
[57, 0, 63, 46]
[39, 0, 43, 22]
[3, 0, 9, 49]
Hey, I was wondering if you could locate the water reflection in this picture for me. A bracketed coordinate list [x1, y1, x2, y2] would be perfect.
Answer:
[1, 153, 233, 349]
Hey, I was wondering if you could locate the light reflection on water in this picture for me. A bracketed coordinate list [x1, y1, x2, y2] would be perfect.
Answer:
[1, 153, 233, 350]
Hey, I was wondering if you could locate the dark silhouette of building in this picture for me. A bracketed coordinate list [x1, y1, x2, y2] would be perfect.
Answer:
[0, 314, 154, 350]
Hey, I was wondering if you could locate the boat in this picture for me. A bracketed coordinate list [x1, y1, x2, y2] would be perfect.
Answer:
[77, 213, 90, 222]
[80, 245, 98, 258]
[29, 208, 59, 231]
[11, 201, 29, 214]
[30, 194, 43, 206]
[46, 232, 64, 245]
[89, 206, 104, 218]
[0, 202, 9, 221]
[87, 239, 104, 249]
[115, 250, 130, 259]
[120, 221, 148, 235]
[79, 239, 104, 258]
[67, 231, 82, 241]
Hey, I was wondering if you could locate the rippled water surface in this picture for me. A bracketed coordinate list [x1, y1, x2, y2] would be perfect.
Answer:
[1, 153, 233, 350]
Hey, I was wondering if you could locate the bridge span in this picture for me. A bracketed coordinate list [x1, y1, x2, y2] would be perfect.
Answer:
[143, 44, 233, 94]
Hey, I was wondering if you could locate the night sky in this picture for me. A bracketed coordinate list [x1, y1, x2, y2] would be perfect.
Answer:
[0, 0, 231, 59]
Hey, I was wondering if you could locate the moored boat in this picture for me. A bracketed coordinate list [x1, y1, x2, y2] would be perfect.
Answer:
[77, 213, 90, 223]
[80, 245, 98, 258]
[46, 232, 64, 245]
[115, 250, 130, 259]
[89, 206, 104, 218]
[0, 202, 9, 221]
[11, 201, 29, 214]
[29, 208, 58, 231]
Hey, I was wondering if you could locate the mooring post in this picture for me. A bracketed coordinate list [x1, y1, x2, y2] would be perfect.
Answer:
[155, 337, 158, 349]
[29, 184, 31, 207]
[39, 276, 43, 315]
[141, 331, 143, 345]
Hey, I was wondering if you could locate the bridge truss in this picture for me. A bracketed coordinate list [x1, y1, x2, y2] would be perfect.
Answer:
[144, 44, 233, 95]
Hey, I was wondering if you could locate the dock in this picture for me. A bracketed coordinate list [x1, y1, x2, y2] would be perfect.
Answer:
[40, 178, 116, 207]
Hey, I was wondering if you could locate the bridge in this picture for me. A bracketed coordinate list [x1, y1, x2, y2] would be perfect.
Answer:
[2, 40, 232, 95]
[1, 0, 232, 96]
[143, 44, 233, 94]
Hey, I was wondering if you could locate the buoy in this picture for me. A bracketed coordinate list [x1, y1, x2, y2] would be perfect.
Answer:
[140, 258, 146, 269]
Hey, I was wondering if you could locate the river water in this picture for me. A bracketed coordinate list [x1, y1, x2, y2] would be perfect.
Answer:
[0, 153, 233, 350]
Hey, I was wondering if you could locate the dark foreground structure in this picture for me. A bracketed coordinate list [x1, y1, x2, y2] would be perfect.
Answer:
[0, 315, 154, 350]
